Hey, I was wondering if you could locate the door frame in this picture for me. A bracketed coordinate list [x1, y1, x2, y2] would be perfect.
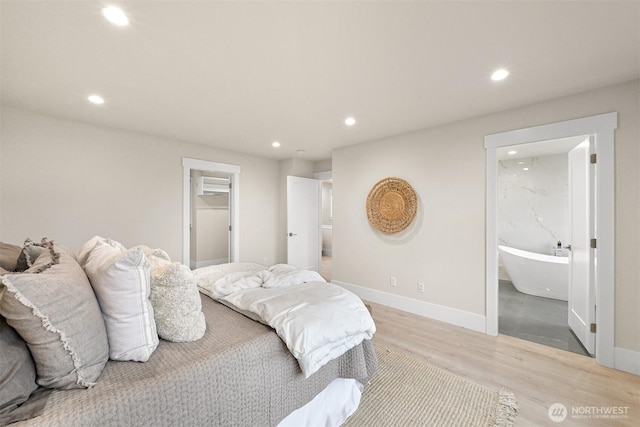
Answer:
[182, 157, 240, 267]
[484, 112, 617, 368]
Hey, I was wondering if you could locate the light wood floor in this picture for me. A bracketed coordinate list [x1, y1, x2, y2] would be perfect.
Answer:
[368, 301, 640, 426]
[321, 255, 331, 281]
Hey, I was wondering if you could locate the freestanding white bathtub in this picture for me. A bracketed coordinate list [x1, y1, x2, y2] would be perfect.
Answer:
[498, 245, 568, 301]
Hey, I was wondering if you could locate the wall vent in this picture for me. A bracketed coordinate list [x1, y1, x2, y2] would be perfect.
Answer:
[197, 176, 230, 195]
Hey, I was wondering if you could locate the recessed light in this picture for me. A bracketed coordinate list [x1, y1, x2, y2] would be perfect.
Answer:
[272, 141, 281, 148]
[296, 150, 305, 155]
[491, 69, 509, 81]
[102, 6, 130, 26]
[88, 95, 105, 105]
[508, 150, 517, 155]
[523, 167, 529, 171]
[345, 117, 356, 126]
[517, 161, 524, 165]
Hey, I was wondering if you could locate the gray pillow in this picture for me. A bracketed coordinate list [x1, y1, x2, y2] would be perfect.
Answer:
[23, 240, 59, 274]
[0, 316, 39, 415]
[0, 249, 109, 389]
[12, 238, 52, 273]
[0, 242, 21, 271]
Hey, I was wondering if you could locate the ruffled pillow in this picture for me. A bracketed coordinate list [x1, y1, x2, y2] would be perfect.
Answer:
[0, 243, 109, 389]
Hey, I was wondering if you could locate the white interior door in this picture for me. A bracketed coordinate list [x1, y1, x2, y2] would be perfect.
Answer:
[568, 138, 595, 355]
[287, 176, 320, 272]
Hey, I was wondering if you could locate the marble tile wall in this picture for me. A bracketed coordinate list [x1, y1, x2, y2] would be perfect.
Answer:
[498, 153, 569, 257]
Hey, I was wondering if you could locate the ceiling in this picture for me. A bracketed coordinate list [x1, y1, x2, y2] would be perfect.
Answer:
[2, 1, 639, 161]
[496, 135, 588, 160]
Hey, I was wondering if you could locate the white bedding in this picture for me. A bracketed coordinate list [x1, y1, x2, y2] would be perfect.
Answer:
[194, 263, 376, 378]
[277, 378, 363, 427]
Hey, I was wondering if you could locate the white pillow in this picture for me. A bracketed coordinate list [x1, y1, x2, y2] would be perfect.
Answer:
[83, 241, 158, 362]
[77, 235, 126, 267]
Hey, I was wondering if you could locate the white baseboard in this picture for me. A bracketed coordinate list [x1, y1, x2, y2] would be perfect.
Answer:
[333, 280, 486, 333]
[333, 281, 639, 376]
[614, 347, 640, 375]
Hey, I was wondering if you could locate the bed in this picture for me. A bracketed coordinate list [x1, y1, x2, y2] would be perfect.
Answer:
[9, 294, 376, 426]
[1, 239, 377, 427]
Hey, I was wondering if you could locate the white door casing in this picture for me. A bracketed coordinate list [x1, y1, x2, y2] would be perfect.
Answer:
[287, 176, 321, 272]
[567, 138, 595, 355]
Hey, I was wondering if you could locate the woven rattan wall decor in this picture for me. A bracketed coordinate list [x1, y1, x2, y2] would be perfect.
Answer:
[366, 177, 417, 234]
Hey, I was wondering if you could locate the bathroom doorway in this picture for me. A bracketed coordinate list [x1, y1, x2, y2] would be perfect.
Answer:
[495, 136, 592, 357]
[484, 112, 617, 369]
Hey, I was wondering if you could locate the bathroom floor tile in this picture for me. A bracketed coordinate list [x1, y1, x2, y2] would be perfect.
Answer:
[499, 280, 591, 357]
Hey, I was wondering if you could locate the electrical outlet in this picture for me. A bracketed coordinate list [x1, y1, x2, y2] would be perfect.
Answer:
[390, 276, 397, 288]
[417, 282, 425, 293]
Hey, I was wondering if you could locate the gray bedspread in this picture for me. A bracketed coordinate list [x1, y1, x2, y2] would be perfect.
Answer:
[12, 294, 377, 427]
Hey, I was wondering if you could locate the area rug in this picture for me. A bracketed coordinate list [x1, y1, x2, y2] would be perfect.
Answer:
[343, 344, 518, 426]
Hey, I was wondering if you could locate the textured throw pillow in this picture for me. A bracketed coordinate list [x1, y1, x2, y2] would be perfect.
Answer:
[148, 255, 206, 342]
[83, 242, 158, 362]
[0, 242, 21, 272]
[0, 250, 109, 389]
[133, 245, 171, 263]
[0, 316, 39, 415]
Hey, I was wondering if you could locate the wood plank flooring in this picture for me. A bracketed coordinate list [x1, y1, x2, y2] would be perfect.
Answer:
[321, 255, 332, 281]
[367, 301, 640, 426]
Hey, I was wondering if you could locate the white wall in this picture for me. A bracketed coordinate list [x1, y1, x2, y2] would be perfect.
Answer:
[314, 158, 332, 173]
[333, 80, 639, 353]
[498, 153, 569, 256]
[0, 106, 282, 265]
[195, 208, 229, 262]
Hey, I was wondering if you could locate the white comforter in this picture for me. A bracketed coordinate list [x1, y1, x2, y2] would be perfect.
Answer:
[195, 264, 376, 378]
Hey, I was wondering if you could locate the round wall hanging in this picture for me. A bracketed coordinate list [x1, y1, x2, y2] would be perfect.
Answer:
[366, 177, 417, 234]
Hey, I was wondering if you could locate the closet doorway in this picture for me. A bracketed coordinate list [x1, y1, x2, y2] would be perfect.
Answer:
[182, 158, 240, 268]
[191, 170, 231, 268]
